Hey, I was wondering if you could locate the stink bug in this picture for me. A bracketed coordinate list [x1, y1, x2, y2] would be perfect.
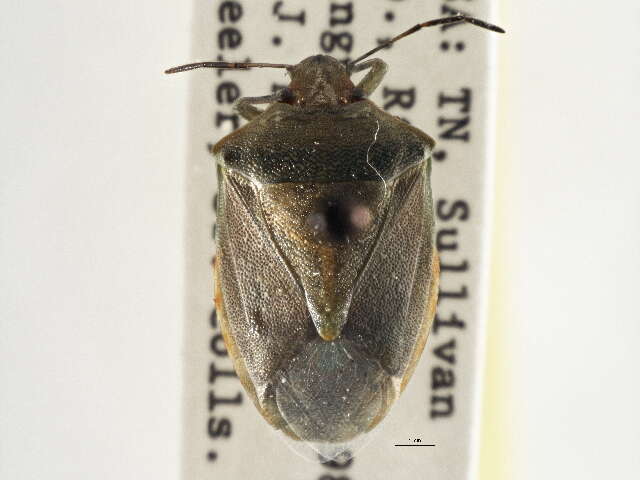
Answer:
[167, 14, 504, 460]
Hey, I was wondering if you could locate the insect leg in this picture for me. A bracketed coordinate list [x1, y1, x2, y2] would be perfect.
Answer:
[235, 90, 288, 121]
[351, 59, 388, 97]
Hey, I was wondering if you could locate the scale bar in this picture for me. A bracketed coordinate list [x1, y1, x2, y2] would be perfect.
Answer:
[394, 444, 436, 447]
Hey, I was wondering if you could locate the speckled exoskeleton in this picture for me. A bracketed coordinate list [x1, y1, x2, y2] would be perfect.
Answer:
[166, 14, 504, 460]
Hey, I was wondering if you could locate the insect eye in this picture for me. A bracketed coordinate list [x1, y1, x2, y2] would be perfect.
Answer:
[306, 200, 373, 243]
[351, 87, 366, 101]
[279, 87, 295, 104]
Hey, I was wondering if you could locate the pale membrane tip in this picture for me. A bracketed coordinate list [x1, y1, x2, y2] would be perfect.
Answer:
[274, 427, 375, 464]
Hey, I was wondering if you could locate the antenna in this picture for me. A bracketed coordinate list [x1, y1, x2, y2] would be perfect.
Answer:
[164, 61, 292, 74]
[350, 13, 505, 67]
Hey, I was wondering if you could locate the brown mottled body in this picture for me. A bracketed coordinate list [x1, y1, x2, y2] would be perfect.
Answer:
[212, 63, 439, 445]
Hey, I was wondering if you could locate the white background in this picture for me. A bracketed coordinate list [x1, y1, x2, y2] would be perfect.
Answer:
[496, 1, 640, 477]
[1, 1, 639, 479]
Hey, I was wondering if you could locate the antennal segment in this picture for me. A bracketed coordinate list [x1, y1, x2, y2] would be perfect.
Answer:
[165, 61, 292, 74]
[350, 14, 505, 67]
